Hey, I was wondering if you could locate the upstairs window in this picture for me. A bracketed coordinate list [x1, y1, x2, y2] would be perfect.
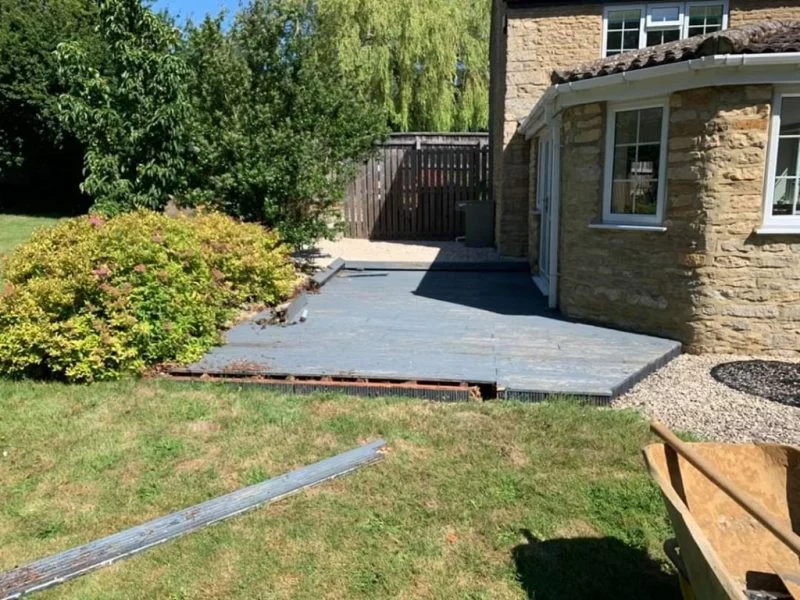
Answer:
[606, 9, 643, 55]
[764, 92, 800, 231]
[603, 2, 728, 57]
[686, 3, 725, 36]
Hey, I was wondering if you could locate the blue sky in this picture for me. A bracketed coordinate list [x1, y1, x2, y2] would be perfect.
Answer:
[151, 0, 239, 24]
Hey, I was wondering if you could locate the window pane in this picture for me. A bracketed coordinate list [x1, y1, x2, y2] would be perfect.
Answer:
[776, 139, 799, 177]
[623, 30, 640, 50]
[663, 28, 680, 42]
[688, 4, 724, 34]
[632, 180, 659, 215]
[780, 98, 800, 136]
[650, 6, 680, 23]
[646, 31, 663, 46]
[611, 181, 634, 214]
[688, 14, 705, 27]
[615, 110, 639, 144]
[608, 9, 641, 29]
[637, 144, 661, 177]
[773, 178, 796, 215]
[611, 180, 659, 215]
[613, 146, 636, 179]
[607, 31, 622, 51]
[647, 28, 680, 46]
[639, 108, 663, 143]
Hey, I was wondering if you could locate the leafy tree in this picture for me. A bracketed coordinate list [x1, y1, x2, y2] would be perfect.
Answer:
[183, 0, 387, 247]
[0, 0, 99, 214]
[56, 0, 191, 214]
[315, 0, 490, 132]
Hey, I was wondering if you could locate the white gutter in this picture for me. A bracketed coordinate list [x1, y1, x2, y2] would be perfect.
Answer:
[520, 52, 800, 139]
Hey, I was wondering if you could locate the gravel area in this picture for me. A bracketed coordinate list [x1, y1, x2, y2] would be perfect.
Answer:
[614, 354, 800, 445]
[304, 238, 527, 269]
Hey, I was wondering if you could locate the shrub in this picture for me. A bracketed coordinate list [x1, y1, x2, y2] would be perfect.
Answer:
[190, 212, 295, 307]
[0, 211, 294, 382]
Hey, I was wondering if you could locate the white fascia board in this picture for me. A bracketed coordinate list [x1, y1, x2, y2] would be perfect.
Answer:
[520, 53, 800, 139]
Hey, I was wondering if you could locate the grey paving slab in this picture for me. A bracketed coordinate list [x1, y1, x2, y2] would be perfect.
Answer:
[185, 269, 682, 401]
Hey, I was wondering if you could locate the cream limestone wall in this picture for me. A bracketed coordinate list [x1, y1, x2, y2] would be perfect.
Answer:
[557, 86, 800, 356]
[730, 0, 800, 24]
[491, 3, 603, 258]
[491, 0, 800, 263]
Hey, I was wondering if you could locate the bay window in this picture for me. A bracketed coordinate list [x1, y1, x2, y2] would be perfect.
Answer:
[603, 2, 728, 57]
[603, 101, 669, 226]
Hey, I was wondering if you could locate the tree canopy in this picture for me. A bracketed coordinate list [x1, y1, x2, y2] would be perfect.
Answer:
[182, 0, 387, 246]
[0, 0, 491, 244]
[57, 0, 191, 214]
[316, 0, 490, 132]
[0, 0, 100, 214]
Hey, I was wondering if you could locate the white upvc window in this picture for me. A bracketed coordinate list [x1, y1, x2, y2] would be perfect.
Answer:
[763, 89, 800, 232]
[603, 100, 670, 226]
[602, 2, 729, 57]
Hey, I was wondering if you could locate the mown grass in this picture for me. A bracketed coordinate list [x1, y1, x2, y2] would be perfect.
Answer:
[0, 214, 60, 257]
[0, 380, 679, 599]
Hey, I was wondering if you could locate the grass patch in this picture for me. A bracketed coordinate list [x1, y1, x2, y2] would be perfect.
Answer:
[0, 214, 59, 257]
[0, 380, 678, 599]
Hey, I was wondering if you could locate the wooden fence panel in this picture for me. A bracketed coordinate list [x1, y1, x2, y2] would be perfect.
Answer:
[342, 135, 489, 240]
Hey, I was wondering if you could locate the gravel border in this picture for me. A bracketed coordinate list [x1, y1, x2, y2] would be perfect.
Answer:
[613, 354, 800, 446]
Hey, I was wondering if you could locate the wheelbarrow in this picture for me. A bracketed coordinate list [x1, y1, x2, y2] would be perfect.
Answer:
[643, 422, 800, 600]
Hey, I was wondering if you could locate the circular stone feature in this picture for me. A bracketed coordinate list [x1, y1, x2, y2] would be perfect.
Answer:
[710, 361, 800, 408]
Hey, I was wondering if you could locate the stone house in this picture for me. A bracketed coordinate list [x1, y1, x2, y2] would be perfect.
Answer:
[490, 2, 800, 355]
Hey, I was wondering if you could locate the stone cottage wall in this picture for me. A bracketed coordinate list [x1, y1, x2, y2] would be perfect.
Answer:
[491, 0, 800, 261]
[730, 0, 800, 24]
[490, 3, 602, 257]
[557, 86, 800, 356]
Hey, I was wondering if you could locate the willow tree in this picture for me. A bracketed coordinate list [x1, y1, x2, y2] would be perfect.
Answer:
[316, 0, 490, 132]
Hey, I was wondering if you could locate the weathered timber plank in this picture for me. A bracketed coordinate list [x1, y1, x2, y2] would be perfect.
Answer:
[0, 441, 386, 600]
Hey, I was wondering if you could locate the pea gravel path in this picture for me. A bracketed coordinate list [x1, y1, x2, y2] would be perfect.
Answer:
[613, 354, 800, 445]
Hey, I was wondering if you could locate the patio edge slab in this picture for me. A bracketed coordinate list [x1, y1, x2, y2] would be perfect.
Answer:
[344, 260, 529, 272]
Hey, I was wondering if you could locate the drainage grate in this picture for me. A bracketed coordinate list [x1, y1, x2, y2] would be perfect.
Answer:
[500, 389, 612, 406]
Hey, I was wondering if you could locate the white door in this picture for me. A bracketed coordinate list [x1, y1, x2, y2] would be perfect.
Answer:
[536, 132, 553, 293]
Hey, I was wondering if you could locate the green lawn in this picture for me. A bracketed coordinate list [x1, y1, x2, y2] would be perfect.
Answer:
[0, 214, 60, 257]
[0, 380, 679, 599]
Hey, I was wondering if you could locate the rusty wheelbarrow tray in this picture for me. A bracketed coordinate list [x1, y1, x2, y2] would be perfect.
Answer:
[643, 422, 800, 600]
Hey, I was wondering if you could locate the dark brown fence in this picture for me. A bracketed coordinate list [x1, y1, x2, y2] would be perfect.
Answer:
[343, 134, 489, 240]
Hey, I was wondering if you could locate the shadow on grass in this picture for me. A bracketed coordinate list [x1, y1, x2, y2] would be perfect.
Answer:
[512, 529, 679, 600]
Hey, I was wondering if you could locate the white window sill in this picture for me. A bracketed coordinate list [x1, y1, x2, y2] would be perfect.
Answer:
[754, 225, 800, 235]
[588, 222, 667, 232]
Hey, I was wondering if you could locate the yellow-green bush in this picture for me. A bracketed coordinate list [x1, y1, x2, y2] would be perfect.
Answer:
[0, 211, 294, 382]
[190, 212, 295, 307]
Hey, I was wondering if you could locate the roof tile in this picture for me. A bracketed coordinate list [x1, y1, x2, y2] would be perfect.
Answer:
[552, 21, 800, 84]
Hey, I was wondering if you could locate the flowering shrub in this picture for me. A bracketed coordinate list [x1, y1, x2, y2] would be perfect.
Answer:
[0, 211, 294, 382]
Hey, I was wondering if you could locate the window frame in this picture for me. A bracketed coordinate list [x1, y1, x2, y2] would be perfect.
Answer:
[603, 98, 671, 226]
[763, 87, 800, 231]
[682, 0, 729, 37]
[602, 4, 646, 57]
[601, 1, 729, 57]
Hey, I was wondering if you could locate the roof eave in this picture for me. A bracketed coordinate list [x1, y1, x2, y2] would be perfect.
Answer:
[520, 52, 800, 139]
